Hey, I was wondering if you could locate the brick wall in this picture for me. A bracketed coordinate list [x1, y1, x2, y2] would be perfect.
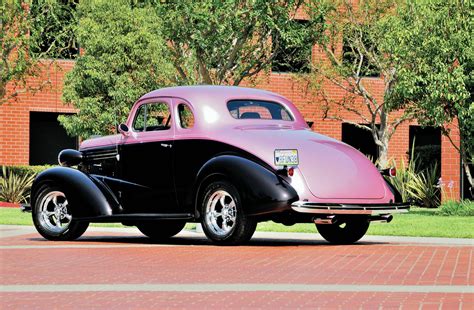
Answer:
[0, 60, 461, 200]
[0, 59, 76, 165]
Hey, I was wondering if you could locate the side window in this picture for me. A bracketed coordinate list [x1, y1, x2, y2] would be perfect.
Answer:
[133, 102, 172, 132]
[178, 103, 194, 129]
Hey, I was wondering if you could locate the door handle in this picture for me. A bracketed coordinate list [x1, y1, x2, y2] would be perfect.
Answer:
[160, 143, 172, 148]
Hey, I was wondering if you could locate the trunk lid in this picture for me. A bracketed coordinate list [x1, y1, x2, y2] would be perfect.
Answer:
[218, 126, 385, 200]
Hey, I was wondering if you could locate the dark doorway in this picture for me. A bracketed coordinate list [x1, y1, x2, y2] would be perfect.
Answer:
[29, 112, 78, 165]
[408, 126, 441, 172]
[341, 123, 378, 162]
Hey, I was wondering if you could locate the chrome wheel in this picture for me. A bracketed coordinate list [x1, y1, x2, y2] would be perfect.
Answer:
[38, 191, 72, 234]
[205, 190, 237, 236]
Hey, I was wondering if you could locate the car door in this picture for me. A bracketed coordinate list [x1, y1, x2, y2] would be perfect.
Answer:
[118, 98, 177, 213]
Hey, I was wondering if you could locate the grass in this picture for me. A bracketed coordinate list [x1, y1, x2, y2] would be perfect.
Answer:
[1, 207, 473, 239]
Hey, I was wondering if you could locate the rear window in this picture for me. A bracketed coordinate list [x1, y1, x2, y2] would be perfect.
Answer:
[227, 100, 293, 121]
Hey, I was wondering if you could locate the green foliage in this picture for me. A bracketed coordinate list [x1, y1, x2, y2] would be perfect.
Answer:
[158, 0, 324, 85]
[383, 0, 473, 187]
[306, 0, 411, 168]
[388, 158, 413, 204]
[59, 0, 176, 138]
[30, 0, 79, 59]
[438, 200, 474, 217]
[389, 145, 440, 208]
[406, 163, 440, 208]
[0, 167, 35, 204]
[1, 1, 36, 102]
[1, 0, 80, 103]
[0, 165, 52, 178]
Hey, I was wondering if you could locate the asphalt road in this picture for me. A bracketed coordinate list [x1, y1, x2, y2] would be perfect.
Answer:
[1, 225, 473, 309]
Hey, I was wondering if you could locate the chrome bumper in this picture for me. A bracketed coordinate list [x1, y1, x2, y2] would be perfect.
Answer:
[291, 201, 410, 215]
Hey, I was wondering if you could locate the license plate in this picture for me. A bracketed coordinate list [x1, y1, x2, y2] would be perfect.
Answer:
[274, 149, 298, 166]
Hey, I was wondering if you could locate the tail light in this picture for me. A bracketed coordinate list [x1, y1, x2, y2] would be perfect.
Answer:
[380, 167, 397, 177]
[389, 167, 396, 177]
[277, 166, 295, 177]
[288, 167, 294, 177]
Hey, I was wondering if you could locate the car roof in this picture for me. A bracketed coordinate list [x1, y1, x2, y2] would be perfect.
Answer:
[139, 85, 287, 104]
[130, 85, 308, 130]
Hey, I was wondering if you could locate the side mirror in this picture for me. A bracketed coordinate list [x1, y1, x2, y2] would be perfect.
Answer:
[118, 123, 130, 136]
[58, 149, 83, 167]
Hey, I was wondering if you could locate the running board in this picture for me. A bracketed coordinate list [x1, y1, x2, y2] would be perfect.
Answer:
[76, 213, 194, 222]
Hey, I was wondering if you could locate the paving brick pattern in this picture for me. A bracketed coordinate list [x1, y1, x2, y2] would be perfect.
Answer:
[1, 227, 473, 309]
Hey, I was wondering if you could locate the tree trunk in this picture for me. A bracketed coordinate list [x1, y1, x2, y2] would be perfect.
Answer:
[377, 136, 390, 169]
[462, 161, 473, 199]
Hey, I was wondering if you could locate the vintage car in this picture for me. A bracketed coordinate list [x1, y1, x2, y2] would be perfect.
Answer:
[30, 86, 408, 245]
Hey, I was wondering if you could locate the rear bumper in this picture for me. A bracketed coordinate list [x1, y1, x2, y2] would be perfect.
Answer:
[291, 201, 410, 215]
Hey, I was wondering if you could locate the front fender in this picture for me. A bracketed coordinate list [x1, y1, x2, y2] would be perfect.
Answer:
[195, 155, 299, 216]
[31, 167, 115, 219]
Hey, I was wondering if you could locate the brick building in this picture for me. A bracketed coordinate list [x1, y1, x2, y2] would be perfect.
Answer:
[0, 56, 466, 200]
[0, 5, 467, 200]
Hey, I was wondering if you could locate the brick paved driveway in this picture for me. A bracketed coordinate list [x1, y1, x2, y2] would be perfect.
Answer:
[1, 225, 473, 309]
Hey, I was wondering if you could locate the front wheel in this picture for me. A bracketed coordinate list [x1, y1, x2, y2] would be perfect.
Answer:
[32, 185, 89, 241]
[200, 181, 256, 245]
[316, 216, 369, 244]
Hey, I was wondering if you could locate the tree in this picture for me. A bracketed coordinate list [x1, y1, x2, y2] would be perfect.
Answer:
[157, 0, 324, 85]
[1, 1, 36, 103]
[383, 0, 473, 195]
[1, 0, 79, 104]
[306, 0, 410, 168]
[58, 0, 176, 138]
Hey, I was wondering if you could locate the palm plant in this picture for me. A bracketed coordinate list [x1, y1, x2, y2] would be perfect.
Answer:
[0, 167, 35, 203]
[407, 163, 440, 208]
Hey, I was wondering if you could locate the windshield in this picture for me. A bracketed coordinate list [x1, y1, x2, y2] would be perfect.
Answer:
[227, 100, 293, 121]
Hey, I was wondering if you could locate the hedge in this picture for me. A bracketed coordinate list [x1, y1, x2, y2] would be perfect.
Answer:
[0, 165, 54, 178]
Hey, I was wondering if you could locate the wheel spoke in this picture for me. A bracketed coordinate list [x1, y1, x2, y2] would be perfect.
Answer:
[222, 218, 229, 230]
[55, 214, 62, 228]
[219, 195, 227, 208]
[64, 214, 72, 221]
[52, 195, 59, 208]
[42, 211, 54, 218]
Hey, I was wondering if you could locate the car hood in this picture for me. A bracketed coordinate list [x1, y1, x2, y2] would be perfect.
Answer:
[214, 126, 387, 200]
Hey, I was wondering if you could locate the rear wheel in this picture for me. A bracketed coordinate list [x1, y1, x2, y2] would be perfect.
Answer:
[316, 216, 369, 244]
[137, 221, 186, 240]
[200, 180, 256, 245]
[32, 185, 89, 241]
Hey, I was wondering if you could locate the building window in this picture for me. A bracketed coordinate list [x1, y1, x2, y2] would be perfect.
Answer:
[29, 112, 78, 165]
[341, 123, 378, 161]
[272, 20, 312, 73]
[408, 125, 441, 172]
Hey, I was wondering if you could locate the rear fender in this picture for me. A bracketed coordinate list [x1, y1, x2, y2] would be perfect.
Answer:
[194, 155, 298, 217]
[31, 167, 116, 219]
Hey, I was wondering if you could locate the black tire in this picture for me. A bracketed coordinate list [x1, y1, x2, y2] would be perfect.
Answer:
[137, 221, 186, 240]
[200, 180, 256, 245]
[316, 216, 370, 244]
[32, 184, 89, 241]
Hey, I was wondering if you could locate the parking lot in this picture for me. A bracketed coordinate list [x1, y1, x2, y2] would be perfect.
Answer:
[1, 225, 473, 309]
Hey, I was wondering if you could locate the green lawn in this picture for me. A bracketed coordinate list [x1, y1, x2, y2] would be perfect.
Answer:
[1, 207, 472, 239]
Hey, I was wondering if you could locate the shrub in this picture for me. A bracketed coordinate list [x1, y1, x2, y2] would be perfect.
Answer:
[407, 163, 440, 208]
[0, 167, 35, 203]
[0, 165, 52, 178]
[389, 156, 417, 204]
[438, 200, 474, 216]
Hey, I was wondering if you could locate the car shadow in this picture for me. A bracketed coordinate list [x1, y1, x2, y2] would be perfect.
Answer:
[27, 234, 387, 247]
